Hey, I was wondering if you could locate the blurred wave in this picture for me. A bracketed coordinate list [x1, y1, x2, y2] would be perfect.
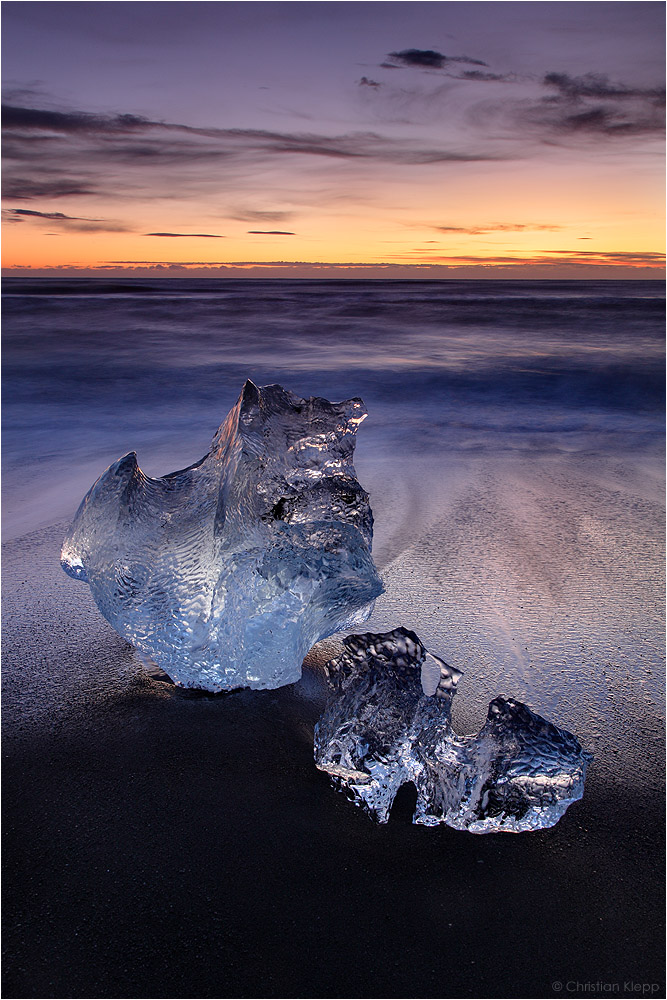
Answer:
[3, 278, 663, 537]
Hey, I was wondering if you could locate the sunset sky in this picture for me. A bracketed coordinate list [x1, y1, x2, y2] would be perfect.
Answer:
[2, 1, 665, 278]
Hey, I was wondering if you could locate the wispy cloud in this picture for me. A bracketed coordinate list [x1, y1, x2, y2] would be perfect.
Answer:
[365, 52, 663, 141]
[528, 72, 665, 137]
[2, 105, 154, 133]
[543, 72, 665, 102]
[144, 232, 224, 238]
[227, 208, 294, 223]
[385, 49, 487, 70]
[435, 223, 563, 235]
[359, 52, 521, 128]
[5, 208, 90, 221]
[384, 249, 665, 267]
[458, 70, 517, 84]
[1, 177, 97, 199]
[2, 101, 500, 163]
[1, 99, 507, 206]
[2, 206, 129, 231]
[470, 71, 666, 141]
[247, 230, 295, 235]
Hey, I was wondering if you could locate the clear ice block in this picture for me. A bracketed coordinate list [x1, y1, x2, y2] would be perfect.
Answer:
[314, 628, 591, 832]
[61, 381, 383, 691]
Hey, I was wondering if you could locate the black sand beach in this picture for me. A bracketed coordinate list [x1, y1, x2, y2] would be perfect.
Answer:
[2, 521, 664, 998]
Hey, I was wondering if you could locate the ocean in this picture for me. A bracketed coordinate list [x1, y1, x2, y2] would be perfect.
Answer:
[3, 277, 664, 729]
[3, 277, 663, 532]
[2, 278, 665, 995]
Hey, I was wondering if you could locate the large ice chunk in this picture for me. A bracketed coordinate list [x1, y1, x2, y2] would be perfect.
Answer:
[61, 381, 383, 691]
[314, 628, 591, 832]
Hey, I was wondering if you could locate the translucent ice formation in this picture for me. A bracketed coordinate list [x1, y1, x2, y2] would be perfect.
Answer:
[314, 628, 591, 832]
[61, 381, 383, 691]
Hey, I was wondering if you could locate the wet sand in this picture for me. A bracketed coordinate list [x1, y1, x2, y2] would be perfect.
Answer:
[2, 506, 664, 998]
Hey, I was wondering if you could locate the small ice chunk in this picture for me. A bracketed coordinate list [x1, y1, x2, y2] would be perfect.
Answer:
[315, 628, 591, 833]
[61, 381, 383, 691]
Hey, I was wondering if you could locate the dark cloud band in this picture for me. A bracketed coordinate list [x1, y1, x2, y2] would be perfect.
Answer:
[144, 232, 224, 238]
[387, 49, 487, 69]
[2, 206, 129, 232]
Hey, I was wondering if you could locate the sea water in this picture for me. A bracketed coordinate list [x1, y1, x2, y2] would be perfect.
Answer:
[2, 277, 664, 784]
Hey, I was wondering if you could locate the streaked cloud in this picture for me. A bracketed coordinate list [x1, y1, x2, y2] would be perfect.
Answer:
[543, 72, 665, 102]
[2, 206, 129, 231]
[459, 70, 518, 84]
[2, 105, 154, 133]
[227, 208, 294, 223]
[2, 99, 508, 210]
[363, 51, 663, 141]
[2, 101, 502, 164]
[530, 72, 665, 137]
[144, 232, 224, 238]
[2, 176, 97, 199]
[470, 71, 666, 141]
[435, 223, 563, 235]
[5, 208, 91, 221]
[383, 249, 666, 267]
[385, 49, 487, 70]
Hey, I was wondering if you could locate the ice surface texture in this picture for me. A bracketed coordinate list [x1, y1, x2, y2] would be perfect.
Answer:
[314, 628, 591, 832]
[61, 381, 383, 691]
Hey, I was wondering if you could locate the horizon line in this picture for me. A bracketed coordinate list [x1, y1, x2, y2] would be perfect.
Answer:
[3, 267, 664, 281]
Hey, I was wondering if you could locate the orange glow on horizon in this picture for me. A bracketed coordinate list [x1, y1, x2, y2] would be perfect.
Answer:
[3, 158, 664, 276]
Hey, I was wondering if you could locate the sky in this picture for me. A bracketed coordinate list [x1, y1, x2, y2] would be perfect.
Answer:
[2, 1, 665, 278]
